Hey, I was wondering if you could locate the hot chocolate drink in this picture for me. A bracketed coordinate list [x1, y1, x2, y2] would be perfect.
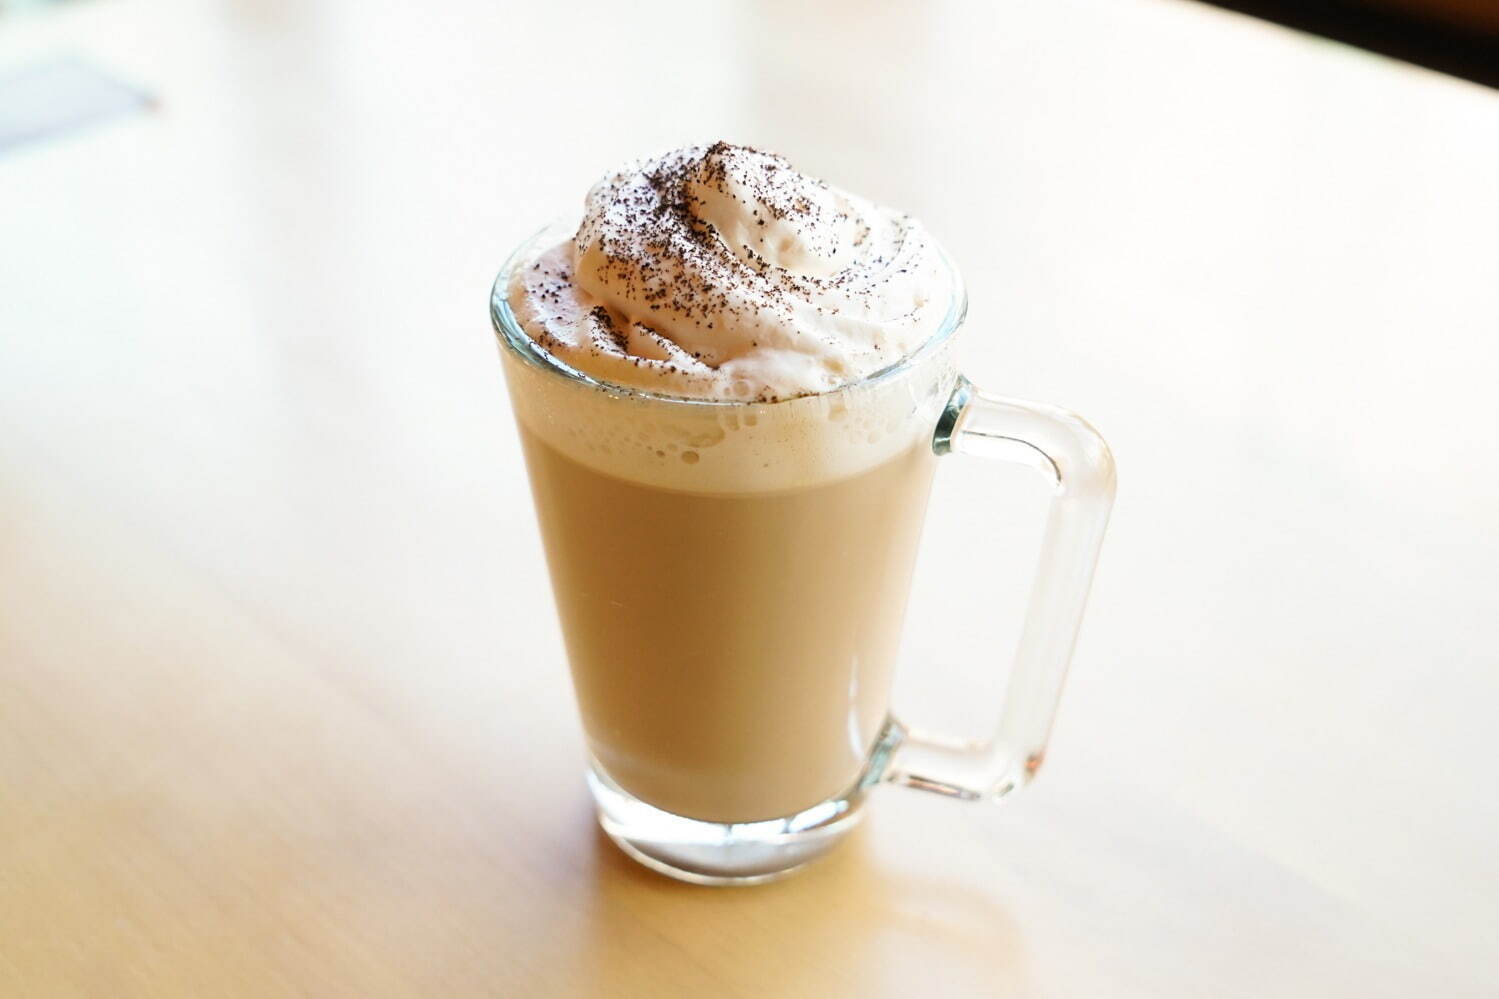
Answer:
[501, 143, 958, 823]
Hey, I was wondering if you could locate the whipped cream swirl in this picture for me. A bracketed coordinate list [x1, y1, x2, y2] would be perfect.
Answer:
[508, 143, 951, 402]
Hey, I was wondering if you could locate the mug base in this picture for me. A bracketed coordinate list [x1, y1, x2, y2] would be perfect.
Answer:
[587, 763, 864, 886]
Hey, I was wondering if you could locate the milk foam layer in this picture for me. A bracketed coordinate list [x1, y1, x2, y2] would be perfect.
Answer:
[508, 143, 952, 403]
[502, 331, 956, 494]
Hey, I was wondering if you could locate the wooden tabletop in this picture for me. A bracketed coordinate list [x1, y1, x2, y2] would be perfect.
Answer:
[3, 0, 1496, 994]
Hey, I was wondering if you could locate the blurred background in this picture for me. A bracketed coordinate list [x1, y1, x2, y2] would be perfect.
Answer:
[2, 0, 1496, 995]
[1211, 0, 1499, 86]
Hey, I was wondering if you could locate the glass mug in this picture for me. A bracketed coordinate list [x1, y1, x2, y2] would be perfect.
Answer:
[492, 222, 1115, 884]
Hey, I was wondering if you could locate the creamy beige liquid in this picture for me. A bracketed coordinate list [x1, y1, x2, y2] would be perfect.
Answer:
[518, 425, 938, 823]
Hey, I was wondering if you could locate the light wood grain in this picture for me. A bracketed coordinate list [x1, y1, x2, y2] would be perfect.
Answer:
[2, 0, 1496, 995]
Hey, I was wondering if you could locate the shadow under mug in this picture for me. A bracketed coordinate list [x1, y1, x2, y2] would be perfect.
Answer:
[492, 223, 1115, 885]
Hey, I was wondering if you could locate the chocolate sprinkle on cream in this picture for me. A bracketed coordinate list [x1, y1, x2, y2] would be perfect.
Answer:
[508, 142, 949, 402]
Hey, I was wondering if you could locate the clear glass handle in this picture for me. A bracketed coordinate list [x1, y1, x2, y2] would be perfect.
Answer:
[883, 376, 1116, 801]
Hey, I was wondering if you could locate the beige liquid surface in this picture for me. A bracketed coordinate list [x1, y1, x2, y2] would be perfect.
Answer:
[518, 427, 938, 823]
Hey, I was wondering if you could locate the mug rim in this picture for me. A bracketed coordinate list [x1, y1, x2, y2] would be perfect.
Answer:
[490, 219, 969, 409]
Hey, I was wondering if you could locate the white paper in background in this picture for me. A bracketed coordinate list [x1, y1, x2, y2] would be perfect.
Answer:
[0, 56, 152, 153]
